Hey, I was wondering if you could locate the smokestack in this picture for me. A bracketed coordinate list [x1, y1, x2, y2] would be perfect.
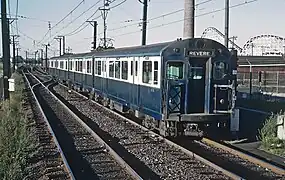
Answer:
[183, 0, 195, 39]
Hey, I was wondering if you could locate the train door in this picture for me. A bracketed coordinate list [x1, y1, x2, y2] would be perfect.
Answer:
[166, 61, 186, 116]
[187, 61, 206, 113]
[101, 59, 108, 95]
[131, 57, 140, 107]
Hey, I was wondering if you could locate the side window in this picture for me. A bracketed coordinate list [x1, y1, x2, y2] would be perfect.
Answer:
[115, 61, 120, 79]
[213, 61, 227, 80]
[65, 61, 68, 70]
[75, 61, 78, 71]
[68, 61, 72, 70]
[154, 61, 158, 84]
[87, 61, 91, 73]
[94, 61, 98, 74]
[109, 61, 114, 77]
[142, 61, 152, 84]
[102, 61, 106, 72]
[131, 61, 133, 76]
[167, 62, 183, 79]
[135, 61, 138, 76]
[121, 61, 128, 80]
[79, 60, 83, 72]
[97, 61, 101, 75]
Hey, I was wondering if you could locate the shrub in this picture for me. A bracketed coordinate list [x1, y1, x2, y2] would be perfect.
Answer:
[0, 72, 34, 180]
[258, 111, 285, 157]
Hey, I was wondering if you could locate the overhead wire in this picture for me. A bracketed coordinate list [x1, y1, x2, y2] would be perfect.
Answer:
[110, 0, 259, 39]
[45, 0, 102, 44]
[38, 0, 86, 45]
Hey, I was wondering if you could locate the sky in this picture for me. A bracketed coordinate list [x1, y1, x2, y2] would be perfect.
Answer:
[2, 0, 285, 57]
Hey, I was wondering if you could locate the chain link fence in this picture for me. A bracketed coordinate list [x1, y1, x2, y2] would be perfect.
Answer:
[237, 71, 285, 101]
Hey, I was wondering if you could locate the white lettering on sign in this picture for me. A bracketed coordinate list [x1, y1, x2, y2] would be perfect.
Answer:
[188, 51, 212, 57]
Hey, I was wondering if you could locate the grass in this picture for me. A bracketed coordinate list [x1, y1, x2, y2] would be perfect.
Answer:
[258, 112, 285, 157]
[0, 72, 35, 180]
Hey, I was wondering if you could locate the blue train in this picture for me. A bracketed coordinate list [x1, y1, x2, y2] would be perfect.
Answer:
[48, 38, 238, 137]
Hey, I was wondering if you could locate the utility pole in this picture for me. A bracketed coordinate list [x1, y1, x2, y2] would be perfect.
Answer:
[40, 49, 43, 66]
[44, 44, 50, 71]
[86, 20, 98, 50]
[54, 37, 62, 56]
[139, 0, 148, 45]
[16, 47, 20, 68]
[34, 50, 38, 66]
[183, 0, 195, 39]
[11, 35, 17, 73]
[99, 0, 110, 48]
[58, 35, 65, 55]
[224, 0, 229, 48]
[1, 0, 10, 99]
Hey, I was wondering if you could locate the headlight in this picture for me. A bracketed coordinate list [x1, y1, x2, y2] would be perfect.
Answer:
[220, 99, 224, 104]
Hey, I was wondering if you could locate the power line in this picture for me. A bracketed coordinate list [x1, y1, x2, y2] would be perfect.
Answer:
[41, 0, 102, 45]
[38, 0, 86, 44]
[106, 0, 214, 33]
[110, 0, 259, 39]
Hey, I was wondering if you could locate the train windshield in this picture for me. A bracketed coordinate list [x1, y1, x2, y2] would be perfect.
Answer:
[189, 67, 203, 80]
[167, 62, 184, 79]
[213, 61, 227, 80]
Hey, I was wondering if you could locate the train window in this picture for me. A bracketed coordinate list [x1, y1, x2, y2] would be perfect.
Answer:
[60, 61, 64, 69]
[87, 61, 91, 73]
[79, 61, 83, 72]
[121, 61, 128, 80]
[94, 61, 98, 74]
[65, 61, 68, 70]
[115, 61, 120, 79]
[51, 61, 53, 67]
[75, 61, 78, 71]
[69, 61, 72, 70]
[167, 62, 183, 79]
[98, 61, 102, 75]
[142, 61, 152, 84]
[213, 61, 227, 80]
[55, 61, 58, 68]
[154, 61, 158, 84]
[135, 61, 138, 76]
[189, 67, 203, 80]
[109, 61, 114, 77]
[131, 61, 133, 76]
[102, 61, 106, 72]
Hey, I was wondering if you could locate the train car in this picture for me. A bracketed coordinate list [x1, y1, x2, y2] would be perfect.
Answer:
[48, 38, 238, 137]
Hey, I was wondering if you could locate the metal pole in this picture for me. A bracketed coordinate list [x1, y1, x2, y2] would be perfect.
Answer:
[93, 21, 97, 50]
[246, 58, 252, 96]
[1, 0, 10, 99]
[183, 0, 195, 39]
[16, 48, 19, 68]
[141, 0, 148, 45]
[40, 49, 43, 66]
[12, 35, 15, 73]
[62, 36, 65, 55]
[224, 0, 229, 48]
[45, 45, 48, 72]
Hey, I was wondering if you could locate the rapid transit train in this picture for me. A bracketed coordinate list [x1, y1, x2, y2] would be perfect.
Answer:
[48, 38, 238, 137]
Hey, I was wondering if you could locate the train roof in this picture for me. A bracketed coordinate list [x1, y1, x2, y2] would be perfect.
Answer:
[50, 38, 230, 60]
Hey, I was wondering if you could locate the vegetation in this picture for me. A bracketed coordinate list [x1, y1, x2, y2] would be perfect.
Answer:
[0, 72, 35, 180]
[259, 111, 285, 157]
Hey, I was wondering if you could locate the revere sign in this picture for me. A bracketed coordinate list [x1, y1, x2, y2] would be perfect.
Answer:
[188, 50, 215, 57]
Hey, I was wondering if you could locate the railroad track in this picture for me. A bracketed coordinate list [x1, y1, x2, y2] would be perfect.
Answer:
[24, 70, 141, 180]
[32, 69, 285, 179]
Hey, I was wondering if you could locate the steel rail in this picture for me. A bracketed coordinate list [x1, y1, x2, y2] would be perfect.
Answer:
[29, 72, 143, 180]
[202, 138, 285, 175]
[23, 71, 76, 180]
[58, 83, 244, 180]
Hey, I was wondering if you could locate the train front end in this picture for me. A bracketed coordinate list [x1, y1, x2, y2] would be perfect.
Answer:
[160, 38, 238, 137]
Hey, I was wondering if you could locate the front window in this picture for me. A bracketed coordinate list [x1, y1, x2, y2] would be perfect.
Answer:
[213, 61, 227, 80]
[167, 62, 183, 79]
[189, 66, 203, 80]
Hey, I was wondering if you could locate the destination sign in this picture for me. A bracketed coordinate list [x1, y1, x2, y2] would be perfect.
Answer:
[187, 50, 215, 57]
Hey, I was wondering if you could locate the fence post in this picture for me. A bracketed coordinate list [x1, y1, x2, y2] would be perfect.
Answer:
[277, 71, 279, 93]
